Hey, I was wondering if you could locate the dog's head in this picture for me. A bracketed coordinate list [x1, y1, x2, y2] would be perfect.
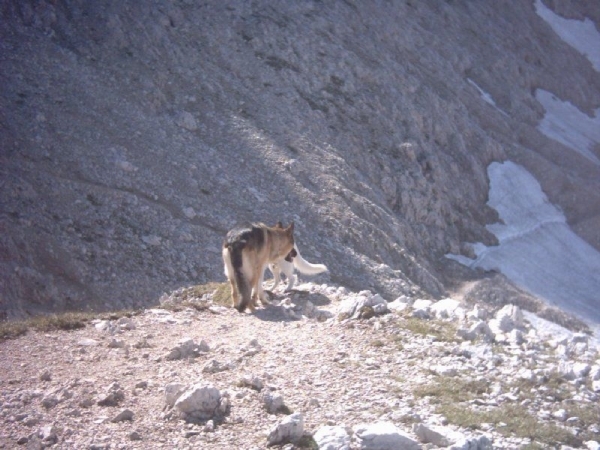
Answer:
[273, 221, 295, 253]
[274, 221, 294, 234]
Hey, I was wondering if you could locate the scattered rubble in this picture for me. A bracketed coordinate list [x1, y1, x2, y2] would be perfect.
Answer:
[1, 282, 599, 449]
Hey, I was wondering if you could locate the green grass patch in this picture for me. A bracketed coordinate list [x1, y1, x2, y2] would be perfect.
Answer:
[414, 375, 490, 403]
[512, 372, 572, 402]
[161, 282, 232, 311]
[400, 317, 458, 342]
[415, 374, 598, 447]
[0, 309, 138, 342]
[0, 320, 29, 341]
[0, 312, 92, 342]
[370, 339, 385, 348]
[294, 435, 318, 449]
[564, 402, 600, 443]
[438, 403, 581, 447]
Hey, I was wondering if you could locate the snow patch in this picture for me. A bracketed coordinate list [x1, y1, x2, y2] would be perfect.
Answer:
[534, 0, 600, 71]
[536, 89, 600, 166]
[447, 161, 600, 333]
[466, 78, 508, 117]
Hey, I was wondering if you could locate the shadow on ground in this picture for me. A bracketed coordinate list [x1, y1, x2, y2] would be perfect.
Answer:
[252, 289, 332, 323]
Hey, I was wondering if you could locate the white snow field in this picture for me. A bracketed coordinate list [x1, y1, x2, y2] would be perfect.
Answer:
[448, 3, 600, 340]
[534, 0, 600, 72]
[447, 161, 600, 328]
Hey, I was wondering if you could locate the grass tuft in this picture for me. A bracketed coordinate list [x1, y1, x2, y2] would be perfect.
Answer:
[0, 321, 29, 341]
[400, 317, 459, 342]
[415, 373, 600, 447]
[438, 403, 582, 447]
[0, 309, 138, 342]
[294, 435, 319, 449]
[161, 282, 231, 311]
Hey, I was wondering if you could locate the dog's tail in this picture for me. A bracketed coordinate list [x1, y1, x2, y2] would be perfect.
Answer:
[292, 244, 328, 275]
[225, 243, 252, 312]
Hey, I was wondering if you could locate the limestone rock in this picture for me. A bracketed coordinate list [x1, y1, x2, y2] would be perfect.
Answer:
[354, 422, 421, 450]
[489, 304, 523, 334]
[238, 374, 264, 391]
[262, 391, 285, 414]
[447, 435, 492, 450]
[164, 337, 209, 360]
[266, 412, 304, 446]
[174, 384, 222, 420]
[430, 298, 465, 320]
[413, 423, 462, 447]
[164, 383, 186, 407]
[338, 291, 388, 320]
[111, 409, 134, 422]
[313, 425, 351, 450]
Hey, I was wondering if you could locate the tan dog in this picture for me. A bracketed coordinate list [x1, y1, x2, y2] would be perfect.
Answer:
[222, 222, 294, 312]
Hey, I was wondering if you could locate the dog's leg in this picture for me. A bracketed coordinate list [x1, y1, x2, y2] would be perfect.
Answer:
[257, 264, 270, 305]
[247, 258, 262, 311]
[236, 252, 255, 312]
[229, 279, 239, 309]
[269, 263, 281, 290]
[223, 248, 240, 309]
[282, 261, 295, 291]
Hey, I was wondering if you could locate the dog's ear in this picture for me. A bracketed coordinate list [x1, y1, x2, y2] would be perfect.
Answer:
[287, 221, 294, 233]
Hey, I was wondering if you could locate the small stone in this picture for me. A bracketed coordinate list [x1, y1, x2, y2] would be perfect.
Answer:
[129, 431, 142, 441]
[202, 359, 231, 374]
[413, 423, 462, 447]
[142, 235, 162, 246]
[39, 370, 51, 382]
[165, 383, 186, 407]
[448, 435, 492, 450]
[263, 391, 284, 414]
[79, 397, 94, 408]
[108, 338, 125, 348]
[40, 425, 58, 445]
[97, 390, 125, 407]
[176, 111, 198, 131]
[41, 396, 59, 409]
[112, 409, 134, 422]
[553, 409, 568, 422]
[183, 207, 196, 219]
[24, 417, 40, 427]
[239, 374, 263, 391]
[165, 338, 209, 360]
[584, 440, 600, 450]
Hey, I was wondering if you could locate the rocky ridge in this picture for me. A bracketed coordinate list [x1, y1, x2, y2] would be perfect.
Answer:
[1, 282, 599, 449]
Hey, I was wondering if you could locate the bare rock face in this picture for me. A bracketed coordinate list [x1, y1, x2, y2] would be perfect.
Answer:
[0, 1, 598, 317]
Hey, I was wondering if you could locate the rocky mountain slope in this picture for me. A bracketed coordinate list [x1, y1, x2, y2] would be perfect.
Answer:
[1, 1, 600, 322]
[1, 283, 599, 449]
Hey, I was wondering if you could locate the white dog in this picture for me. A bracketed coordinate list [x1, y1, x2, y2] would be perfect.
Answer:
[267, 243, 328, 291]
